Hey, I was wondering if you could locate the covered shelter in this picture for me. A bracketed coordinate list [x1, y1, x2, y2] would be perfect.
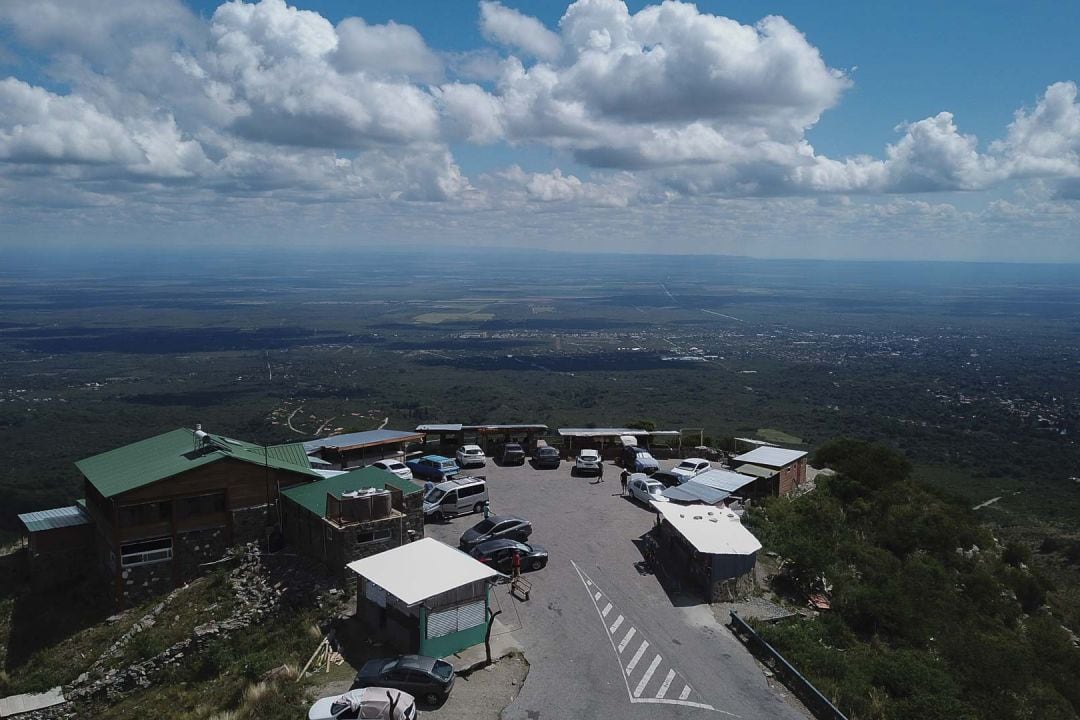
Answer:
[557, 428, 681, 460]
[17, 505, 92, 590]
[653, 503, 762, 602]
[416, 423, 549, 455]
[691, 469, 757, 496]
[303, 429, 425, 471]
[348, 538, 500, 658]
[732, 447, 809, 496]
[662, 481, 729, 506]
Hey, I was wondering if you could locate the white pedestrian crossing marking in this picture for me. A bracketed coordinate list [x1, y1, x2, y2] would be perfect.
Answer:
[617, 627, 636, 653]
[571, 561, 721, 713]
[633, 654, 662, 697]
[625, 640, 649, 674]
[656, 669, 676, 699]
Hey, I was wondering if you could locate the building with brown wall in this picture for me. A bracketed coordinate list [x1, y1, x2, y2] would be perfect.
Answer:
[731, 447, 809, 496]
[30, 428, 324, 607]
[279, 467, 424, 581]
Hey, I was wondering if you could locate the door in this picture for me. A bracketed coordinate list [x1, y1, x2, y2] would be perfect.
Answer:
[440, 491, 458, 515]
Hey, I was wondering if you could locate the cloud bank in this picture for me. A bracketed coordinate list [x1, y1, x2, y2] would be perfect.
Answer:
[0, 0, 1076, 259]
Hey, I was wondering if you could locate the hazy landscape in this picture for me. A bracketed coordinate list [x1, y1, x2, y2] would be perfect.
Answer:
[3, 247, 1077, 536]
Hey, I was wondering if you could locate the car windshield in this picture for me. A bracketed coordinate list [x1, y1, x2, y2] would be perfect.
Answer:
[425, 488, 445, 503]
[581, 452, 597, 459]
[439, 460, 457, 470]
[473, 519, 496, 533]
[432, 660, 454, 680]
[386, 462, 404, 470]
[646, 483, 663, 494]
[676, 462, 695, 470]
[466, 448, 482, 455]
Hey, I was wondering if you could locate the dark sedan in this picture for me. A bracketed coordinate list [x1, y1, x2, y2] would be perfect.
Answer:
[459, 515, 532, 551]
[650, 470, 684, 488]
[469, 538, 549, 573]
[532, 446, 561, 468]
[353, 655, 455, 706]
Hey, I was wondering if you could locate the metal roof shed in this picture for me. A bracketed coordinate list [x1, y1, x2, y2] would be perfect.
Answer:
[663, 482, 729, 505]
[692, 469, 757, 494]
[348, 538, 500, 658]
[732, 447, 808, 468]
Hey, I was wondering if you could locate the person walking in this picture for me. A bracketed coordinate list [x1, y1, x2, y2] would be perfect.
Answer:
[512, 550, 522, 578]
[597, 458, 605, 482]
[620, 469, 630, 495]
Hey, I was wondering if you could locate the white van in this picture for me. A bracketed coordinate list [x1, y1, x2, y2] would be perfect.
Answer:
[423, 476, 489, 522]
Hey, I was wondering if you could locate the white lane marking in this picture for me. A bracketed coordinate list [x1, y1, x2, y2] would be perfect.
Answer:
[609, 615, 624, 634]
[656, 669, 676, 699]
[602, 602, 613, 618]
[617, 627, 636, 653]
[571, 561, 722, 714]
[625, 640, 649, 675]
[633, 654, 663, 697]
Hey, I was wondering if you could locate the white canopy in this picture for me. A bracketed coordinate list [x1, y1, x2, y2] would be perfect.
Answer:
[346, 538, 499, 606]
[654, 503, 762, 556]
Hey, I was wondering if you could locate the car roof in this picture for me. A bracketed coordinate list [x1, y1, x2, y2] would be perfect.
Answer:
[579, 449, 599, 455]
[482, 514, 525, 525]
[421, 454, 453, 462]
[473, 538, 528, 552]
[396, 655, 438, 672]
[537, 446, 558, 452]
[460, 444, 482, 451]
[680, 457, 708, 464]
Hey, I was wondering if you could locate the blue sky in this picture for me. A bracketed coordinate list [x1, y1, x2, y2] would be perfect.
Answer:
[0, 0, 1078, 261]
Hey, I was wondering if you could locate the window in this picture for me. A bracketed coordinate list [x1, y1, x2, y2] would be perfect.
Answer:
[117, 501, 171, 527]
[175, 493, 226, 519]
[357, 529, 392, 545]
[121, 537, 172, 567]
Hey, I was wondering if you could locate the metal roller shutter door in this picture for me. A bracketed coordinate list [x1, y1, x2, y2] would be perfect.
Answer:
[427, 601, 485, 638]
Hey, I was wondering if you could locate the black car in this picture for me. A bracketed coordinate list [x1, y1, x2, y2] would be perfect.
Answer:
[532, 446, 561, 468]
[353, 655, 455, 705]
[498, 443, 526, 465]
[469, 538, 549, 573]
[650, 470, 684, 488]
[459, 514, 532, 551]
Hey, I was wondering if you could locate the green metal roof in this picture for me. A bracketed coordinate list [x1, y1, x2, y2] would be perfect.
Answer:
[75, 428, 320, 499]
[18, 506, 90, 533]
[281, 467, 420, 518]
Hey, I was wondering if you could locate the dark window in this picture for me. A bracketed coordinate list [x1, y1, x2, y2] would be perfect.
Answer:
[117, 501, 171, 527]
[120, 536, 172, 567]
[175, 493, 226, 519]
[357, 529, 392, 545]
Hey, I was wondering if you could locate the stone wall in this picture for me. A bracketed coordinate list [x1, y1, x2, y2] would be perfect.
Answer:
[174, 526, 228, 582]
[231, 504, 269, 545]
[121, 559, 172, 605]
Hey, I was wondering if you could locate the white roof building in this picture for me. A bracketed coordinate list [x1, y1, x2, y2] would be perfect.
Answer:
[732, 446, 808, 468]
[346, 537, 499, 606]
[653, 503, 762, 556]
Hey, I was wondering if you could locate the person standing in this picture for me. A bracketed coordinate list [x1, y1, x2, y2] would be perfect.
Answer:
[597, 458, 605, 482]
[620, 469, 629, 495]
[512, 550, 522, 578]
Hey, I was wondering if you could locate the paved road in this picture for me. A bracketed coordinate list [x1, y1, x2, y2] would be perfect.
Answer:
[424, 458, 807, 720]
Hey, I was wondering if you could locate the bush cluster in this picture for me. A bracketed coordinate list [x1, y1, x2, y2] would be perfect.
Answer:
[748, 439, 1080, 720]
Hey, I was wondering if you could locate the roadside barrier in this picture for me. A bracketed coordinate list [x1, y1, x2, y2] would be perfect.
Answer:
[728, 611, 848, 720]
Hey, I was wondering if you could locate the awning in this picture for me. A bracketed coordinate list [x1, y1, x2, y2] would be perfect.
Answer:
[347, 538, 499, 606]
[663, 481, 729, 505]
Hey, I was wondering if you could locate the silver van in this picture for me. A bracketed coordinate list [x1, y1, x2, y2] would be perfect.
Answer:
[423, 476, 489, 522]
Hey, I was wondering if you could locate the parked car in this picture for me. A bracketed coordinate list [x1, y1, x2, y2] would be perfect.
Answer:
[459, 514, 533, 551]
[621, 446, 659, 474]
[371, 459, 413, 481]
[407, 455, 461, 481]
[670, 457, 711, 482]
[532, 445, 561, 468]
[423, 477, 488, 522]
[469, 538, 549, 573]
[353, 655, 455, 706]
[497, 442, 526, 466]
[308, 687, 417, 720]
[628, 474, 670, 506]
[650, 470, 684, 488]
[573, 449, 602, 476]
[455, 444, 486, 468]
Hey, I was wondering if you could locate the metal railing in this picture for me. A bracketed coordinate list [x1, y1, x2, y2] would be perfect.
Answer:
[728, 611, 848, 720]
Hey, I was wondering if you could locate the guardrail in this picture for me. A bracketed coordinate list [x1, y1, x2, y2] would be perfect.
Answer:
[728, 611, 848, 720]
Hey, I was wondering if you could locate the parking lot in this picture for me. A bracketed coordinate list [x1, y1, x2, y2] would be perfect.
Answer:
[422, 456, 809, 720]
